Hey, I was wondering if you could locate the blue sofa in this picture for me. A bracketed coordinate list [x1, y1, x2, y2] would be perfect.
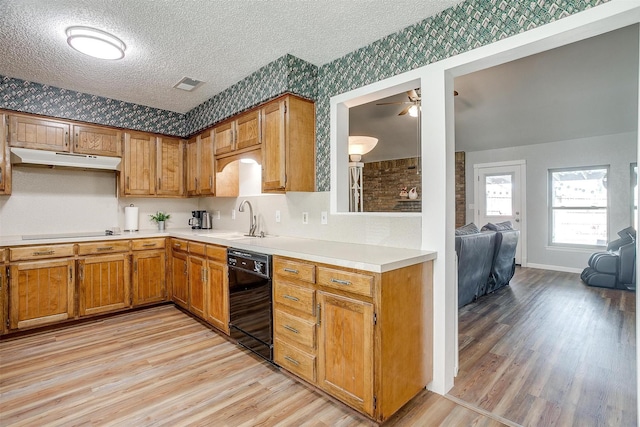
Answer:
[455, 222, 520, 308]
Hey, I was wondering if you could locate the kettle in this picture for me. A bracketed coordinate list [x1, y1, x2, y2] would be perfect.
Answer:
[201, 212, 212, 229]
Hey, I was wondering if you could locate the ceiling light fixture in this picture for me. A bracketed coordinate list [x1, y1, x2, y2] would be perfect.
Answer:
[66, 26, 126, 60]
[408, 105, 419, 117]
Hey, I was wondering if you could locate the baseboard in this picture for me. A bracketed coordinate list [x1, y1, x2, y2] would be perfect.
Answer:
[525, 263, 583, 274]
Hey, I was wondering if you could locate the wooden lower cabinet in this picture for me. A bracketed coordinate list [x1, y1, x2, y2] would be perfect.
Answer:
[171, 250, 189, 309]
[317, 291, 374, 415]
[205, 259, 229, 333]
[273, 256, 433, 422]
[78, 253, 130, 317]
[188, 255, 206, 319]
[133, 249, 166, 306]
[9, 258, 75, 329]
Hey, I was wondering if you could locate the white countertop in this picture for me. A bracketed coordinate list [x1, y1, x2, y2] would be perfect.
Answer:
[0, 228, 437, 273]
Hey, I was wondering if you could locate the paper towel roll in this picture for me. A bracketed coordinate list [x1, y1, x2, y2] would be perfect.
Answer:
[124, 205, 139, 231]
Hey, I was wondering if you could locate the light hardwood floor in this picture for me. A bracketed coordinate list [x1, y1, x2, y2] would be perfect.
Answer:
[452, 267, 637, 426]
[1, 305, 503, 427]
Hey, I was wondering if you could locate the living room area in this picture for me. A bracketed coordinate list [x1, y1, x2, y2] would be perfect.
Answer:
[451, 23, 638, 425]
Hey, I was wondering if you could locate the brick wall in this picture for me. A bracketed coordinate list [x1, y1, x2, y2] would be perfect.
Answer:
[362, 157, 421, 212]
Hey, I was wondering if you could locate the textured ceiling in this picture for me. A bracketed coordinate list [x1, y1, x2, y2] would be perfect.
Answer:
[0, 0, 463, 114]
[350, 24, 639, 161]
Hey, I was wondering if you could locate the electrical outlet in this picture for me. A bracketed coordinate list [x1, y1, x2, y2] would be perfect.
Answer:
[302, 212, 309, 224]
[321, 211, 328, 225]
[214, 210, 221, 219]
[232, 209, 236, 220]
[275, 210, 281, 223]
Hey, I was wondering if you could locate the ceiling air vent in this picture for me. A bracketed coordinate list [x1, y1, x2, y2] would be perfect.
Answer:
[173, 77, 204, 92]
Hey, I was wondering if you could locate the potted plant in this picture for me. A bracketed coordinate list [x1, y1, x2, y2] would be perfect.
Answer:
[149, 211, 171, 231]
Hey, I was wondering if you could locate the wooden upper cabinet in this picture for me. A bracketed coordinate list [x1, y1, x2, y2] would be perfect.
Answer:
[0, 113, 11, 194]
[235, 110, 261, 150]
[186, 131, 215, 197]
[199, 131, 215, 195]
[122, 132, 156, 196]
[156, 136, 184, 197]
[214, 122, 235, 155]
[8, 114, 71, 152]
[73, 124, 121, 156]
[261, 99, 287, 192]
[262, 95, 316, 193]
[186, 136, 199, 196]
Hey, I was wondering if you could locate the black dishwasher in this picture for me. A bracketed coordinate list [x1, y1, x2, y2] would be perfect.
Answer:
[227, 248, 273, 362]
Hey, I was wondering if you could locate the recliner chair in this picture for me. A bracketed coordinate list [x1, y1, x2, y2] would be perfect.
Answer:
[581, 227, 636, 290]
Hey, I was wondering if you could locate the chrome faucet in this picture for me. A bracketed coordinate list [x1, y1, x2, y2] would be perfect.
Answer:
[238, 200, 257, 237]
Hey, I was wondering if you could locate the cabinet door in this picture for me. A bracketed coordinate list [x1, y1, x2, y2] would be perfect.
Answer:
[0, 113, 9, 194]
[205, 260, 229, 334]
[186, 137, 199, 196]
[0, 265, 5, 335]
[261, 99, 286, 192]
[188, 255, 206, 319]
[122, 132, 156, 196]
[214, 122, 235, 155]
[78, 253, 130, 317]
[317, 291, 374, 416]
[8, 114, 71, 152]
[73, 124, 121, 156]
[171, 251, 189, 309]
[9, 259, 75, 330]
[235, 110, 260, 150]
[198, 131, 215, 195]
[133, 250, 166, 306]
[156, 137, 184, 197]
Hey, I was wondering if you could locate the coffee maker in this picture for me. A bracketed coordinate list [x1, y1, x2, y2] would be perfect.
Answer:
[189, 210, 205, 229]
[189, 210, 212, 229]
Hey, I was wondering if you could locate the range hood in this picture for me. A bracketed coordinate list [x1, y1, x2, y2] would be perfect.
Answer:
[10, 147, 121, 171]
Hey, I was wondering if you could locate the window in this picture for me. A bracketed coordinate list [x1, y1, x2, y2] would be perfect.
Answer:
[632, 163, 638, 231]
[485, 173, 513, 216]
[549, 166, 608, 247]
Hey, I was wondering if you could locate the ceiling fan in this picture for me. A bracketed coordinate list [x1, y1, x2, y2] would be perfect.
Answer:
[376, 89, 459, 116]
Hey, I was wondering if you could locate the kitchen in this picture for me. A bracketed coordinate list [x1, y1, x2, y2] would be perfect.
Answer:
[1, 1, 637, 425]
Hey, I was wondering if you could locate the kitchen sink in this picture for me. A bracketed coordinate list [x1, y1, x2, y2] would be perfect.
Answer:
[196, 232, 274, 240]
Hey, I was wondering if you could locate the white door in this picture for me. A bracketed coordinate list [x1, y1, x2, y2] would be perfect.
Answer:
[474, 160, 526, 265]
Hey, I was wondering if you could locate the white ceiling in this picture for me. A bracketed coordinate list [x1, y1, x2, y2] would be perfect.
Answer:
[0, 0, 463, 114]
[350, 24, 639, 162]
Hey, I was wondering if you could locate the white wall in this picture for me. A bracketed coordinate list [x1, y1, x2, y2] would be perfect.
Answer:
[465, 131, 637, 270]
[0, 166, 422, 249]
[200, 191, 423, 249]
[0, 167, 199, 236]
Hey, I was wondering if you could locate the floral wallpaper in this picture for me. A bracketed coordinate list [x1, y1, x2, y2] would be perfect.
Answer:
[314, 0, 608, 191]
[183, 54, 317, 136]
[0, 0, 607, 192]
[0, 75, 186, 135]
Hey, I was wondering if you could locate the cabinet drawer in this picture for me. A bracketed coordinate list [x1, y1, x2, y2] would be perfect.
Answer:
[1, 248, 6, 263]
[275, 338, 316, 383]
[274, 280, 315, 316]
[77, 240, 130, 256]
[206, 244, 227, 262]
[274, 309, 315, 350]
[132, 238, 165, 251]
[189, 242, 206, 256]
[171, 239, 188, 252]
[274, 258, 316, 283]
[317, 267, 374, 297]
[10, 244, 75, 261]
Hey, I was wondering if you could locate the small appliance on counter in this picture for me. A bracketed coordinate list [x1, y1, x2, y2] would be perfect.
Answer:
[201, 212, 212, 229]
[189, 210, 211, 229]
